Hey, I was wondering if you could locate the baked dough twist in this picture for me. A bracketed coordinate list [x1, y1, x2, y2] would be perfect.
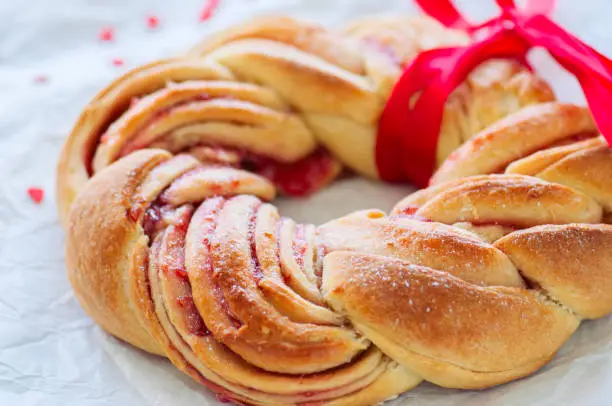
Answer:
[57, 15, 552, 226]
[63, 100, 612, 405]
[60, 13, 612, 406]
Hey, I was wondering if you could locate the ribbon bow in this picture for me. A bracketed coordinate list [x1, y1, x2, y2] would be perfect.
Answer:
[376, 0, 612, 187]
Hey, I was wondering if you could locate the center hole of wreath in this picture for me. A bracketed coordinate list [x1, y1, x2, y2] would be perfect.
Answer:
[274, 177, 416, 225]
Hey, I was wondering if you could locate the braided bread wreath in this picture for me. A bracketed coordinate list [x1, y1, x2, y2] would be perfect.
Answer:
[55, 15, 612, 406]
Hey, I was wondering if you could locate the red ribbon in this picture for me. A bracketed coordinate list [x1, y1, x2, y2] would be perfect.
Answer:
[376, 0, 612, 187]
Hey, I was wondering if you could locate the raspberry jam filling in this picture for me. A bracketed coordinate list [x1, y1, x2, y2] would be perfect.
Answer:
[175, 295, 210, 336]
[247, 203, 265, 282]
[141, 203, 175, 238]
[169, 144, 339, 197]
[139, 198, 385, 403]
[293, 224, 308, 269]
[453, 220, 520, 232]
[171, 144, 339, 197]
[199, 198, 243, 329]
[241, 147, 338, 197]
[156, 207, 212, 337]
[88, 89, 340, 196]
[395, 206, 419, 217]
[141, 197, 243, 330]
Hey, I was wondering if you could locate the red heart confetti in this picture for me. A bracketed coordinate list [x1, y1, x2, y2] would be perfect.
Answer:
[112, 58, 125, 67]
[99, 27, 115, 42]
[147, 15, 160, 29]
[200, 0, 220, 22]
[27, 187, 44, 204]
[33, 75, 48, 84]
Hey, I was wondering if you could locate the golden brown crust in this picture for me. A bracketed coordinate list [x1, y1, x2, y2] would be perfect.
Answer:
[62, 102, 612, 404]
[66, 146, 421, 405]
[317, 210, 524, 287]
[413, 174, 602, 227]
[495, 224, 612, 319]
[393, 174, 528, 215]
[190, 16, 365, 72]
[432, 103, 597, 184]
[322, 251, 579, 389]
[56, 59, 235, 226]
[65, 149, 171, 354]
[537, 145, 612, 211]
[506, 136, 606, 176]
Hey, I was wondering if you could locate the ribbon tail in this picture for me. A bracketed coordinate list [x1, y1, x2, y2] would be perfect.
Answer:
[578, 74, 612, 146]
[520, 15, 612, 81]
[516, 14, 612, 144]
[415, 0, 472, 31]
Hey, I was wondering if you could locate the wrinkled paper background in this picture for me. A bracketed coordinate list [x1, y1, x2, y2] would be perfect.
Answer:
[2, 0, 612, 405]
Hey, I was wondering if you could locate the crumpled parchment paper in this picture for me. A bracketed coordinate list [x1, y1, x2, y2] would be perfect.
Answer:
[2, 0, 612, 405]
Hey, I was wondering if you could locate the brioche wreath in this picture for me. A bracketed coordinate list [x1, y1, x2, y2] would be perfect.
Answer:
[57, 15, 612, 406]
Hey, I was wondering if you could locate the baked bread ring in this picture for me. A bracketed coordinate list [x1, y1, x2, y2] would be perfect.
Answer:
[56, 15, 552, 226]
[61, 99, 612, 404]
[59, 14, 612, 406]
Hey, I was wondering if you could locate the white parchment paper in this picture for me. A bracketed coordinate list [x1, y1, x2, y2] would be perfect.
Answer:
[2, 0, 612, 405]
